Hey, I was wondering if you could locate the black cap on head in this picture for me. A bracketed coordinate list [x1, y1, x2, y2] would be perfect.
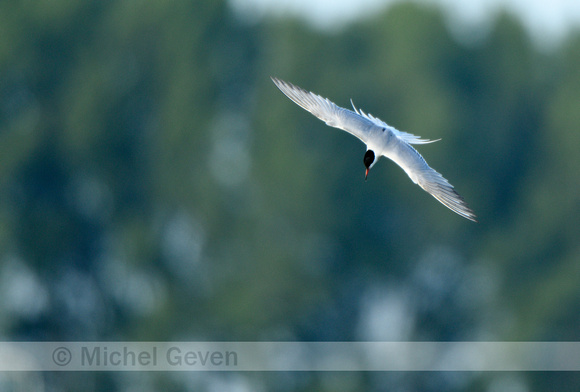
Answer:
[363, 150, 375, 169]
[363, 150, 375, 180]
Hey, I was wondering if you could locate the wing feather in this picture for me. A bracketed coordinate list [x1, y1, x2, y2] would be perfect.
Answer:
[384, 140, 477, 222]
[272, 77, 373, 143]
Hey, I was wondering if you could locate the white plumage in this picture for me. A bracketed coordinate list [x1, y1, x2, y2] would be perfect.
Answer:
[272, 77, 476, 222]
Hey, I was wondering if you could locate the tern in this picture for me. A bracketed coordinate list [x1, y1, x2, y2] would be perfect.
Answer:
[271, 77, 476, 222]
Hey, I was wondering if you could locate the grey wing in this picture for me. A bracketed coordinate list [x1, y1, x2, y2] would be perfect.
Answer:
[383, 139, 477, 222]
[271, 77, 374, 144]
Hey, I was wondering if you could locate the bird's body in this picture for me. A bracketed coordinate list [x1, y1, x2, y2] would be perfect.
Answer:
[271, 77, 477, 222]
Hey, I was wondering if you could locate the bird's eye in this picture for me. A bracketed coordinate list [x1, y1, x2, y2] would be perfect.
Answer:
[363, 150, 375, 168]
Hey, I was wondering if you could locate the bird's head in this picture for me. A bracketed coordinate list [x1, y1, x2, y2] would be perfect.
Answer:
[363, 150, 376, 180]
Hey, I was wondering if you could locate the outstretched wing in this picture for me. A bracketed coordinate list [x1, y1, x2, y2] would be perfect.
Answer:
[383, 138, 477, 222]
[272, 77, 375, 144]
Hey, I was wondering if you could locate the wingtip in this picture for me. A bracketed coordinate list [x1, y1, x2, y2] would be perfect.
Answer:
[461, 212, 478, 223]
[271, 77, 292, 91]
[457, 201, 478, 223]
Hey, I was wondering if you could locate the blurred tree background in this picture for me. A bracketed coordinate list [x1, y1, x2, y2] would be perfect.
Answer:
[1, 0, 580, 390]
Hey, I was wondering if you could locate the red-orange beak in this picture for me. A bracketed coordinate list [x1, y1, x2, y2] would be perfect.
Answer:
[365, 168, 369, 181]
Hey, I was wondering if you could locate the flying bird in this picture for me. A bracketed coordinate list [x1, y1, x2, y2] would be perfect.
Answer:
[271, 77, 476, 222]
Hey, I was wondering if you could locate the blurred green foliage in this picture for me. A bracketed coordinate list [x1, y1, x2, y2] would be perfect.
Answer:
[1, 0, 580, 390]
